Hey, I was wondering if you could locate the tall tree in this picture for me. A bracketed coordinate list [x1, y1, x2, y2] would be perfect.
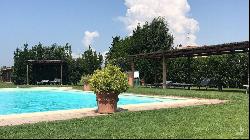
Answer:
[107, 17, 174, 83]
[133, 17, 174, 83]
[106, 36, 131, 71]
[81, 46, 103, 75]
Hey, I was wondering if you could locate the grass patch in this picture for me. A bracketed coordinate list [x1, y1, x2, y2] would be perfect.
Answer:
[127, 86, 247, 100]
[0, 84, 249, 139]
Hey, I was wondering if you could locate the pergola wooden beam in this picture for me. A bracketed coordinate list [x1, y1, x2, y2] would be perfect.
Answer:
[27, 60, 64, 64]
[129, 41, 249, 59]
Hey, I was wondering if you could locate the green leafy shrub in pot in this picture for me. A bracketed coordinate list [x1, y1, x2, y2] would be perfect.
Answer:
[81, 75, 91, 85]
[89, 64, 129, 113]
[81, 75, 92, 91]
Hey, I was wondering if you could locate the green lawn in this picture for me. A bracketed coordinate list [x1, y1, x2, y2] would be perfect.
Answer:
[0, 83, 249, 139]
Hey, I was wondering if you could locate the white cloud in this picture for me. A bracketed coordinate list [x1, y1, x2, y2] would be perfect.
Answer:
[119, 0, 199, 47]
[82, 31, 100, 48]
[72, 52, 82, 59]
[101, 50, 109, 58]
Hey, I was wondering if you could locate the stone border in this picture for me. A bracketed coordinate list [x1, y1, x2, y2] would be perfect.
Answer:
[119, 97, 226, 112]
[0, 87, 74, 91]
[0, 94, 227, 127]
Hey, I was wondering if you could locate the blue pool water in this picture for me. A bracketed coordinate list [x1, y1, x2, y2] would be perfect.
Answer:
[0, 88, 185, 115]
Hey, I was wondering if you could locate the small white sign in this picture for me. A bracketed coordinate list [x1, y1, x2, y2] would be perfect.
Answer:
[134, 71, 139, 78]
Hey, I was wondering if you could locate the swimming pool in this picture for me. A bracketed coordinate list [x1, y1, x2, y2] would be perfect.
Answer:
[0, 88, 186, 115]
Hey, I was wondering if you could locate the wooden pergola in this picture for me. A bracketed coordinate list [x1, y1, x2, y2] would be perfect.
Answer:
[0, 67, 13, 82]
[26, 60, 64, 85]
[128, 41, 249, 88]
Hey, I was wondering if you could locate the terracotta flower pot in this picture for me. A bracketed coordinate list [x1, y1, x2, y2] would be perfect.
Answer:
[140, 79, 145, 86]
[96, 93, 119, 114]
[83, 83, 91, 91]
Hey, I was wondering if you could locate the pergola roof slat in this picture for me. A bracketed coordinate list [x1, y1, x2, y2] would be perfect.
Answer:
[128, 41, 249, 59]
[27, 60, 64, 64]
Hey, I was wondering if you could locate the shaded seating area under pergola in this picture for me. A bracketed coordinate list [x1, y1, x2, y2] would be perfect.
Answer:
[128, 41, 249, 89]
[26, 60, 64, 85]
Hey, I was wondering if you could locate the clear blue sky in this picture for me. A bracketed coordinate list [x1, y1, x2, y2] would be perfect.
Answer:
[0, 0, 249, 66]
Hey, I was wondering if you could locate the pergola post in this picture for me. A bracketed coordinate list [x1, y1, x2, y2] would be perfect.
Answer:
[131, 62, 135, 87]
[187, 56, 191, 84]
[247, 51, 249, 93]
[26, 64, 29, 85]
[60, 63, 63, 85]
[187, 57, 192, 90]
[9, 71, 11, 82]
[162, 55, 166, 89]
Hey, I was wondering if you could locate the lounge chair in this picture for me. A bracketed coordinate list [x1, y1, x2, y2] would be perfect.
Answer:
[166, 81, 173, 86]
[146, 80, 194, 89]
[243, 85, 249, 94]
[50, 78, 61, 85]
[171, 82, 194, 90]
[37, 80, 49, 85]
[145, 83, 157, 88]
[145, 81, 173, 88]
[197, 78, 211, 90]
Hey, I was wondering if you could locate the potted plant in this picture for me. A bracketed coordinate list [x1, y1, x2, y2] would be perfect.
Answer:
[140, 79, 145, 86]
[81, 75, 92, 91]
[89, 64, 128, 114]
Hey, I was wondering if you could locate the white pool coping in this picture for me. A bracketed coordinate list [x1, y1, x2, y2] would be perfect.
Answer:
[0, 87, 227, 126]
[0, 87, 74, 91]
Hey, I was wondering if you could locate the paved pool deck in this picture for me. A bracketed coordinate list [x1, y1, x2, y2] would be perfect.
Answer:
[0, 92, 227, 127]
